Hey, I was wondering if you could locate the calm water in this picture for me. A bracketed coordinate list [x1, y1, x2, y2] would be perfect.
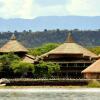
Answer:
[0, 88, 100, 100]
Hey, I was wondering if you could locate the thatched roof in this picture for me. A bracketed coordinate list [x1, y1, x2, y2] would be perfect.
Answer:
[82, 59, 100, 73]
[40, 33, 98, 59]
[22, 54, 35, 63]
[0, 34, 28, 53]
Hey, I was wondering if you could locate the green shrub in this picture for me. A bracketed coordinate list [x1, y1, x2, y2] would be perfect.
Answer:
[34, 61, 60, 78]
[11, 61, 35, 77]
[88, 79, 100, 88]
[88, 46, 100, 55]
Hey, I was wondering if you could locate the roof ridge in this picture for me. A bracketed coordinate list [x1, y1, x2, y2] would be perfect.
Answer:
[10, 34, 16, 40]
[65, 32, 75, 43]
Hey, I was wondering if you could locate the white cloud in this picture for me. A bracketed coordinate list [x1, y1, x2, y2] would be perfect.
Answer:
[66, 0, 100, 16]
[0, 0, 67, 19]
[0, 0, 99, 19]
[0, 0, 68, 19]
[0, 0, 38, 19]
[15, 0, 33, 18]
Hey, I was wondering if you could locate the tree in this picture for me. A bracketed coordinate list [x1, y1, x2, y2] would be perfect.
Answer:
[28, 43, 60, 56]
[0, 53, 21, 78]
[56, 29, 60, 33]
[28, 30, 32, 33]
[11, 61, 35, 78]
[14, 30, 18, 34]
[44, 29, 48, 32]
[23, 30, 27, 33]
[0, 53, 20, 70]
[35, 61, 60, 78]
[46, 62, 60, 76]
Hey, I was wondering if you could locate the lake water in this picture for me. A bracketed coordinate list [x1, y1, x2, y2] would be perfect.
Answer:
[0, 88, 100, 100]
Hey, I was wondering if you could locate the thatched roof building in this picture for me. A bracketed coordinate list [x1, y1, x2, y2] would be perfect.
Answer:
[40, 33, 98, 59]
[39, 33, 98, 78]
[0, 34, 28, 53]
[82, 59, 100, 79]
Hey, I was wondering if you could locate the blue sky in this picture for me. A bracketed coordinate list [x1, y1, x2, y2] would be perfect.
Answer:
[0, 0, 100, 19]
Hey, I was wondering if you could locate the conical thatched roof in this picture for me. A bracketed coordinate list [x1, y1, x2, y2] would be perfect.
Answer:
[82, 59, 100, 73]
[0, 34, 28, 53]
[40, 33, 98, 58]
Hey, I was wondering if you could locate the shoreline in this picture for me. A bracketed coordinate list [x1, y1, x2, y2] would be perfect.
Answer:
[0, 85, 85, 88]
[0, 87, 100, 93]
[0, 85, 99, 89]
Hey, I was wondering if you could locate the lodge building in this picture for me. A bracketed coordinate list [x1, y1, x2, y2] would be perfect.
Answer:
[0, 33, 99, 79]
[82, 59, 100, 79]
[39, 33, 98, 79]
[0, 34, 35, 78]
[0, 34, 35, 63]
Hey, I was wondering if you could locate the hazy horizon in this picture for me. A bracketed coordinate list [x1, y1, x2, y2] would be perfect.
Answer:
[0, 15, 100, 20]
[0, 0, 99, 32]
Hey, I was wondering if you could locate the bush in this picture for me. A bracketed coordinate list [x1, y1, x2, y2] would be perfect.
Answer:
[34, 61, 60, 78]
[0, 53, 21, 78]
[0, 53, 20, 69]
[88, 46, 100, 55]
[88, 79, 100, 88]
[11, 61, 35, 77]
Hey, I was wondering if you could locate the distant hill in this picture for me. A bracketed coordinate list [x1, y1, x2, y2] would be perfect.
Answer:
[0, 30, 100, 48]
[0, 16, 100, 32]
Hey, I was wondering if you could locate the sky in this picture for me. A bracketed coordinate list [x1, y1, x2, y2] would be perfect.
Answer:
[0, 0, 100, 19]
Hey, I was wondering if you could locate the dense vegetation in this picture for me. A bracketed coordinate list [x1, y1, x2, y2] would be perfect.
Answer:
[0, 42, 100, 78]
[28, 43, 60, 56]
[34, 61, 60, 78]
[0, 53, 60, 78]
[88, 46, 100, 55]
[0, 29, 100, 48]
